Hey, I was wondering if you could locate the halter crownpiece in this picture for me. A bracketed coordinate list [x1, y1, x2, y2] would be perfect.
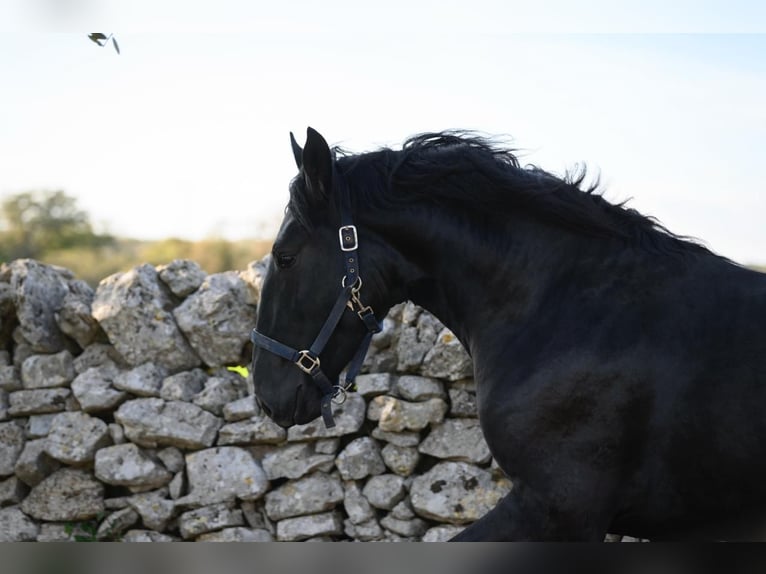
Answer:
[251, 168, 381, 428]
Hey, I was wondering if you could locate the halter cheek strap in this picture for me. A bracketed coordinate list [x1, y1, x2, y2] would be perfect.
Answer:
[250, 169, 381, 428]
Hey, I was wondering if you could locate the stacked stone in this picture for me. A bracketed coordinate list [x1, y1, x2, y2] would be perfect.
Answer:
[0, 258, 511, 543]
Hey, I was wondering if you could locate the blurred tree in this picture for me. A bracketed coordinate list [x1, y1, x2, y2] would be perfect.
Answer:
[0, 190, 113, 261]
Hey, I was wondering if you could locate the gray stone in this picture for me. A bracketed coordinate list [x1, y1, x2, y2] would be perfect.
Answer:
[8, 388, 71, 416]
[0, 476, 27, 506]
[264, 473, 343, 521]
[342, 480, 375, 524]
[395, 310, 443, 372]
[380, 514, 429, 537]
[14, 438, 60, 486]
[335, 437, 386, 481]
[276, 511, 343, 541]
[159, 369, 207, 402]
[241, 500, 273, 532]
[391, 498, 416, 519]
[8, 260, 69, 353]
[381, 443, 420, 477]
[21, 468, 104, 521]
[95, 443, 172, 488]
[217, 416, 287, 445]
[0, 365, 21, 391]
[122, 529, 177, 542]
[396, 375, 446, 401]
[168, 471, 186, 499]
[45, 411, 111, 464]
[223, 395, 259, 421]
[176, 447, 269, 507]
[113, 362, 167, 397]
[261, 442, 335, 480]
[157, 259, 207, 298]
[173, 272, 258, 367]
[156, 446, 185, 473]
[238, 258, 268, 305]
[410, 461, 512, 524]
[108, 422, 125, 444]
[362, 474, 407, 510]
[448, 388, 478, 417]
[127, 488, 176, 531]
[54, 279, 102, 349]
[92, 264, 201, 371]
[344, 517, 383, 541]
[96, 507, 140, 540]
[368, 396, 447, 432]
[371, 427, 421, 447]
[197, 527, 273, 542]
[354, 373, 394, 398]
[0, 421, 24, 476]
[287, 393, 366, 441]
[115, 398, 222, 449]
[422, 525, 464, 542]
[419, 418, 492, 464]
[0, 507, 39, 541]
[193, 376, 245, 416]
[71, 367, 128, 412]
[421, 328, 473, 381]
[25, 413, 57, 438]
[35, 522, 92, 542]
[178, 502, 244, 539]
[72, 343, 125, 374]
[104, 496, 132, 510]
[315, 438, 340, 454]
[21, 351, 75, 389]
[0, 389, 6, 421]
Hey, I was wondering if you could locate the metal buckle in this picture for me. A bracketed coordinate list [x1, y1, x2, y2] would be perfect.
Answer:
[331, 386, 348, 405]
[339, 225, 358, 251]
[296, 350, 320, 375]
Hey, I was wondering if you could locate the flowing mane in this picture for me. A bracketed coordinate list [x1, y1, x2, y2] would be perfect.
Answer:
[291, 131, 712, 258]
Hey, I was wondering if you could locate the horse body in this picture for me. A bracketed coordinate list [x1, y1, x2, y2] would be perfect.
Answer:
[252, 128, 766, 540]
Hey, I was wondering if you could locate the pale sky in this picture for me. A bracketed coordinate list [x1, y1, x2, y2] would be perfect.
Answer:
[1, 4, 765, 264]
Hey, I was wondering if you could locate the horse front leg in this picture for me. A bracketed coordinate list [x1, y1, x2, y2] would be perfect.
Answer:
[450, 481, 609, 541]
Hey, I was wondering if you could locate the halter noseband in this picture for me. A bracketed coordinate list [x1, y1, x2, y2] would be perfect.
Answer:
[250, 170, 381, 428]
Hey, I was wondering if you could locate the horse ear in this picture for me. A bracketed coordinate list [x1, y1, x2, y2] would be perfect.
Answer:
[289, 132, 303, 169]
[302, 127, 332, 202]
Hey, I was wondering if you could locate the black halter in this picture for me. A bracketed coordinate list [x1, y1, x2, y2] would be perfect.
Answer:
[250, 170, 381, 428]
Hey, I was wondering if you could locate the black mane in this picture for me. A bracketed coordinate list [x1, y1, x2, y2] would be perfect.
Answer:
[293, 131, 711, 257]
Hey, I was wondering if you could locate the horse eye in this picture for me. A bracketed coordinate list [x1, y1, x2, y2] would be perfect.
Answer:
[275, 253, 297, 269]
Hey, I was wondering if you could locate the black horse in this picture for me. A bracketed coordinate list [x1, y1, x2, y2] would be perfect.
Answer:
[251, 127, 766, 541]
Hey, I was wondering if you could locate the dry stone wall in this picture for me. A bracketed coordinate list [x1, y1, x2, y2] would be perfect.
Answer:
[0, 258, 512, 542]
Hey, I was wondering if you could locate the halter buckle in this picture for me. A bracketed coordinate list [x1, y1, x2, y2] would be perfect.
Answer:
[331, 386, 348, 405]
[339, 225, 358, 251]
[296, 350, 321, 375]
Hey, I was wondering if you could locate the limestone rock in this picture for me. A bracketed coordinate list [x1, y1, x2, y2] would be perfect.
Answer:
[223, 395, 259, 422]
[354, 373, 394, 398]
[8, 388, 71, 416]
[95, 443, 172, 489]
[448, 388, 478, 417]
[122, 529, 177, 542]
[343, 480, 375, 525]
[362, 474, 407, 510]
[260, 443, 335, 480]
[21, 351, 75, 389]
[343, 517, 383, 541]
[380, 514, 429, 537]
[21, 468, 104, 521]
[96, 507, 140, 540]
[217, 416, 287, 445]
[368, 396, 447, 432]
[422, 525, 465, 542]
[0, 365, 21, 391]
[92, 264, 200, 371]
[0, 476, 28, 506]
[418, 418, 492, 464]
[72, 344, 125, 375]
[193, 376, 245, 416]
[115, 398, 222, 449]
[286, 393, 366, 441]
[8, 260, 69, 353]
[396, 375, 446, 401]
[381, 443, 420, 477]
[421, 328, 473, 381]
[25, 413, 56, 438]
[0, 389, 6, 421]
[176, 447, 269, 507]
[0, 421, 24, 476]
[173, 272, 258, 367]
[197, 527, 273, 542]
[157, 259, 206, 298]
[276, 511, 343, 541]
[159, 369, 207, 402]
[156, 446, 185, 473]
[0, 507, 39, 541]
[178, 502, 244, 539]
[264, 473, 343, 521]
[238, 258, 268, 305]
[70, 367, 128, 412]
[54, 279, 102, 349]
[126, 488, 176, 531]
[335, 437, 386, 481]
[371, 427, 421, 447]
[14, 439, 60, 486]
[113, 362, 167, 397]
[45, 411, 111, 464]
[410, 461, 512, 524]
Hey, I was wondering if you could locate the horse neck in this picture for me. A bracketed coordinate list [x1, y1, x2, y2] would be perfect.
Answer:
[363, 204, 613, 353]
